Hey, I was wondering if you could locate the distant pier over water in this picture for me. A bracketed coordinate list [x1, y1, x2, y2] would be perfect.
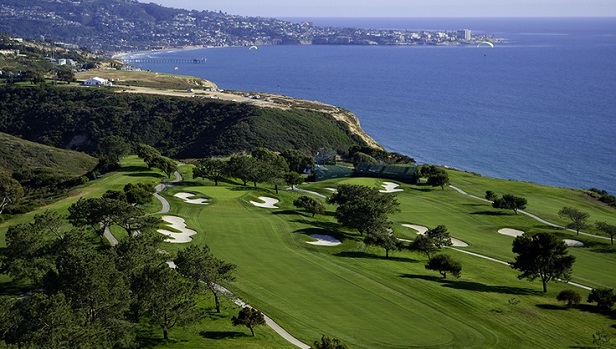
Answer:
[121, 58, 206, 64]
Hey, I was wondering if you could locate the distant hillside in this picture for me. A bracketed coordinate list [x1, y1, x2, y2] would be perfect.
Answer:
[0, 131, 97, 175]
[0, 85, 374, 158]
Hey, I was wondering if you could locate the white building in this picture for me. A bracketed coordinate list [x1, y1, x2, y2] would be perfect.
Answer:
[83, 77, 112, 86]
[457, 29, 472, 41]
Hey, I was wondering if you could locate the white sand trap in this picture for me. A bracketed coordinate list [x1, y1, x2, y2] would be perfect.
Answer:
[250, 196, 279, 208]
[158, 215, 197, 243]
[498, 228, 525, 237]
[563, 239, 584, 247]
[402, 224, 467, 247]
[451, 238, 469, 247]
[402, 224, 429, 235]
[325, 188, 337, 193]
[306, 234, 342, 246]
[174, 192, 209, 205]
[379, 182, 404, 193]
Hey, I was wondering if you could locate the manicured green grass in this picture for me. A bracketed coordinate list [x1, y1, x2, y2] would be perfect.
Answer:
[2, 162, 616, 348]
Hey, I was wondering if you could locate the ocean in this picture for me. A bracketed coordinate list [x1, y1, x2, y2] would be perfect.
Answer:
[128, 18, 616, 194]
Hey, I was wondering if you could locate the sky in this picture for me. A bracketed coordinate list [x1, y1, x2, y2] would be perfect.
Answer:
[143, 0, 616, 18]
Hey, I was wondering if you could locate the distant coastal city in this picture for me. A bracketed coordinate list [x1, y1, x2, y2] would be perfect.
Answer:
[0, 0, 500, 53]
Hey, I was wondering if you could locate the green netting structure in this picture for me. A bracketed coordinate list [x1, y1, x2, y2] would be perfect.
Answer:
[312, 164, 354, 181]
[354, 163, 419, 183]
[312, 163, 418, 183]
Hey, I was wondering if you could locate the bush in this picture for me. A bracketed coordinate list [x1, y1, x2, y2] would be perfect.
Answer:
[587, 288, 616, 312]
[556, 289, 581, 307]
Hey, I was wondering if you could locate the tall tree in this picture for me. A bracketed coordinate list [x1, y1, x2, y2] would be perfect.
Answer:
[44, 239, 135, 347]
[558, 207, 590, 235]
[227, 155, 257, 186]
[1, 211, 65, 285]
[97, 135, 129, 166]
[596, 221, 616, 245]
[328, 184, 400, 236]
[425, 254, 462, 279]
[425, 225, 453, 248]
[174, 245, 236, 313]
[123, 182, 155, 205]
[231, 307, 266, 337]
[132, 265, 199, 340]
[280, 149, 313, 173]
[587, 288, 616, 312]
[364, 229, 403, 258]
[426, 170, 449, 190]
[293, 195, 325, 217]
[312, 335, 349, 349]
[409, 234, 437, 260]
[511, 233, 576, 292]
[492, 194, 528, 214]
[284, 171, 305, 190]
[193, 158, 227, 186]
[0, 171, 24, 214]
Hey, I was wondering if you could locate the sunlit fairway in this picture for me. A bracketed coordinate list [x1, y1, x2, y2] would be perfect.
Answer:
[2, 159, 616, 348]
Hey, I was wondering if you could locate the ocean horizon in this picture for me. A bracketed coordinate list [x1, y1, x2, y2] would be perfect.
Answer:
[128, 17, 616, 194]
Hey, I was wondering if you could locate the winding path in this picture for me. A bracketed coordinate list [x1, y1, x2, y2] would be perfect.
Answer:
[449, 185, 611, 241]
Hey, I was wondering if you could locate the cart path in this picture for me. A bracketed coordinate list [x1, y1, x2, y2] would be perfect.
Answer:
[448, 185, 610, 241]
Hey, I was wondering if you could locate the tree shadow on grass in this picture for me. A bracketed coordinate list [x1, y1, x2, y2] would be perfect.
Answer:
[400, 273, 542, 295]
[536, 304, 571, 311]
[126, 172, 165, 179]
[199, 331, 248, 340]
[336, 251, 420, 263]
[273, 209, 302, 216]
[471, 211, 510, 216]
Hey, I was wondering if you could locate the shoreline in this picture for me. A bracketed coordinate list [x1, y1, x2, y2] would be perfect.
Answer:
[113, 46, 612, 195]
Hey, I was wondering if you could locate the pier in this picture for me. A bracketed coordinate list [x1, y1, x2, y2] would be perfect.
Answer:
[121, 58, 207, 64]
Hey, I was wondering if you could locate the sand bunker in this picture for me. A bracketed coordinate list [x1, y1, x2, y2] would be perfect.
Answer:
[563, 239, 584, 247]
[306, 234, 342, 246]
[174, 192, 209, 205]
[498, 228, 525, 237]
[450, 238, 469, 247]
[402, 224, 429, 235]
[325, 188, 337, 193]
[250, 196, 279, 208]
[402, 224, 467, 246]
[158, 215, 197, 243]
[379, 182, 404, 193]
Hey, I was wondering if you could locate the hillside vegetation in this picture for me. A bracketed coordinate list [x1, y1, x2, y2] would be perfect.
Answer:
[0, 85, 371, 158]
[0, 131, 97, 175]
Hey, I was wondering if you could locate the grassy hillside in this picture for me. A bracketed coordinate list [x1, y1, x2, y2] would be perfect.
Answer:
[0, 85, 372, 158]
[4, 158, 614, 348]
[0, 131, 97, 175]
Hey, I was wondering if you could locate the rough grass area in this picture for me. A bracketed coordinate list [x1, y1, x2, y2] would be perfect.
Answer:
[0, 131, 98, 175]
[75, 70, 217, 90]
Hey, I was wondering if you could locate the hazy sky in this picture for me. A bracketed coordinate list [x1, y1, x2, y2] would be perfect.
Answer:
[144, 0, 616, 18]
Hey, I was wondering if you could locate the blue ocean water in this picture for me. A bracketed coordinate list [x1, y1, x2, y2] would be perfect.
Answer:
[131, 18, 616, 194]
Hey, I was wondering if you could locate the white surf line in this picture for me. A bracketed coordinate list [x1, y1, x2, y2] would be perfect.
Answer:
[448, 247, 592, 291]
[148, 174, 310, 348]
[448, 185, 611, 241]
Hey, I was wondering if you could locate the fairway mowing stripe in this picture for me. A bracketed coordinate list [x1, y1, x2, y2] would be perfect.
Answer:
[448, 247, 592, 291]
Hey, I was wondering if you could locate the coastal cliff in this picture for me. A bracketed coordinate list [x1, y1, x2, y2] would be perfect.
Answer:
[0, 82, 380, 159]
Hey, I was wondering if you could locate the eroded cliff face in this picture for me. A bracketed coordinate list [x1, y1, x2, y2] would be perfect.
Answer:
[239, 92, 383, 150]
